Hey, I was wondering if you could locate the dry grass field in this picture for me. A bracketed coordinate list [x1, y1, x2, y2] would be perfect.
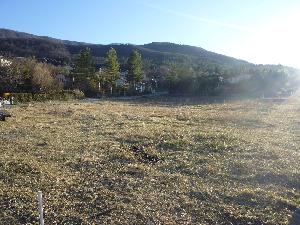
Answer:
[0, 95, 299, 224]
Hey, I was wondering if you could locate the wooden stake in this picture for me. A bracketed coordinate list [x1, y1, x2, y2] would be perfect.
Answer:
[37, 191, 44, 225]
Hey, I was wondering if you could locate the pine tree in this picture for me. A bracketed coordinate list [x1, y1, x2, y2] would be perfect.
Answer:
[104, 48, 120, 94]
[72, 48, 95, 90]
[105, 48, 120, 83]
[127, 50, 143, 86]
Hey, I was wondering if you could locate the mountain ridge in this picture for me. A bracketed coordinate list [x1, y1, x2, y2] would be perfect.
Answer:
[0, 28, 250, 67]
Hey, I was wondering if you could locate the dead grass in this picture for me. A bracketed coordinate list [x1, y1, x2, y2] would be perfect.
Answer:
[0, 96, 299, 224]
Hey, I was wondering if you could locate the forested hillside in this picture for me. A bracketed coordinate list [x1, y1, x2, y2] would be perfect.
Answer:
[0, 29, 247, 66]
[0, 28, 299, 97]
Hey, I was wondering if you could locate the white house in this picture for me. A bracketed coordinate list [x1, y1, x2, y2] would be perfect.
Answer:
[0, 56, 12, 67]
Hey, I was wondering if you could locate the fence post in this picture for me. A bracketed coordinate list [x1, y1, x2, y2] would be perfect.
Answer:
[37, 191, 44, 225]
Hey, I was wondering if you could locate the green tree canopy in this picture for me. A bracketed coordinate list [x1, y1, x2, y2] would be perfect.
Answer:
[72, 48, 95, 91]
[105, 48, 120, 84]
[127, 50, 143, 84]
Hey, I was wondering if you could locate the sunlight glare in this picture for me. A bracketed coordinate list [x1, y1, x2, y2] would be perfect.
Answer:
[230, 10, 300, 68]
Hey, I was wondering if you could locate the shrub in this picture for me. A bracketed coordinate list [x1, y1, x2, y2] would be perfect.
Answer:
[71, 89, 85, 99]
[13, 93, 33, 103]
[12, 90, 85, 103]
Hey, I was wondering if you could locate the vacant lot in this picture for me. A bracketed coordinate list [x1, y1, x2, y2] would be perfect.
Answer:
[0, 96, 299, 224]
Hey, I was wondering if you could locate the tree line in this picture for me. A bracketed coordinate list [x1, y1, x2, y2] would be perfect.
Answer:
[72, 48, 144, 96]
[148, 58, 299, 97]
[0, 48, 145, 96]
[1, 47, 299, 98]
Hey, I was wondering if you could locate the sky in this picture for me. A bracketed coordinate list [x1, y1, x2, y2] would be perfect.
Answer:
[1, 0, 300, 68]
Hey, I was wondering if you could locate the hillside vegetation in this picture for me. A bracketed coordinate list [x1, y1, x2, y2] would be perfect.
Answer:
[0, 96, 299, 224]
[1, 29, 299, 98]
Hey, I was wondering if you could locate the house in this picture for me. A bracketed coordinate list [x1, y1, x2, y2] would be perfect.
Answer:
[115, 77, 126, 86]
[135, 82, 146, 93]
[115, 71, 128, 86]
[56, 74, 67, 84]
[0, 56, 12, 67]
[54, 66, 72, 88]
[227, 74, 251, 84]
[119, 71, 127, 79]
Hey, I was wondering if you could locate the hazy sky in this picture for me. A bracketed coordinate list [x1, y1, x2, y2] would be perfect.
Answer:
[1, 0, 300, 68]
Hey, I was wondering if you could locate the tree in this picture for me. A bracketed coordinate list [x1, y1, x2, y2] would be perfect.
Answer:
[93, 68, 107, 96]
[165, 63, 195, 94]
[127, 50, 143, 87]
[72, 48, 95, 91]
[0, 57, 14, 92]
[104, 48, 120, 94]
[32, 63, 57, 92]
